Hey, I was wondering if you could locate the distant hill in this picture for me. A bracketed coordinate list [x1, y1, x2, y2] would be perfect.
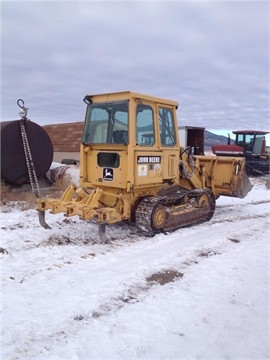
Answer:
[204, 130, 231, 151]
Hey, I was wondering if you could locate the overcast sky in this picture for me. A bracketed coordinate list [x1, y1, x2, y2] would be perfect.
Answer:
[1, 0, 269, 135]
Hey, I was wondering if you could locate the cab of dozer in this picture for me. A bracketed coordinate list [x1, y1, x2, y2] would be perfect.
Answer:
[37, 91, 253, 240]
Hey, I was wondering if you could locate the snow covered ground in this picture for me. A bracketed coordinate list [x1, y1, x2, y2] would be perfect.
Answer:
[1, 177, 269, 360]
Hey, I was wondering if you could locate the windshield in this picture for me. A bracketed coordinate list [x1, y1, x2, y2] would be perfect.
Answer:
[82, 100, 129, 144]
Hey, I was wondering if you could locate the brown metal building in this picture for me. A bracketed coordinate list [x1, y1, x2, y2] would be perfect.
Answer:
[43, 122, 83, 163]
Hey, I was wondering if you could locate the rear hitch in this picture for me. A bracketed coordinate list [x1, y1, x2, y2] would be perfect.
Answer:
[38, 210, 51, 229]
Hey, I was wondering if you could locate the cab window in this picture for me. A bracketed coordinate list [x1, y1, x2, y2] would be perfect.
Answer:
[136, 104, 155, 146]
[82, 101, 128, 144]
[159, 108, 176, 146]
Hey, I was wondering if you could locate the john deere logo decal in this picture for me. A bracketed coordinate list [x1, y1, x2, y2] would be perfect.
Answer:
[103, 168, 113, 181]
[137, 156, 161, 164]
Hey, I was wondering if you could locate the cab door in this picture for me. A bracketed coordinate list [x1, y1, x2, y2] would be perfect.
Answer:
[133, 102, 179, 186]
[158, 106, 179, 181]
[134, 102, 163, 186]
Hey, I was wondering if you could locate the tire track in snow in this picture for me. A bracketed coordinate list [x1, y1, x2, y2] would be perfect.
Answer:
[217, 199, 270, 208]
[2, 200, 269, 358]
[73, 212, 268, 322]
[2, 197, 269, 285]
[13, 216, 267, 357]
[212, 213, 266, 224]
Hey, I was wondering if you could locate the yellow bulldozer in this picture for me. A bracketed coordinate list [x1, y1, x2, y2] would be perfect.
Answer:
[37, 91, 253, 241]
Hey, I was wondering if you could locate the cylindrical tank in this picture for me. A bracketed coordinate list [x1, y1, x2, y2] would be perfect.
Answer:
[47, 164, 80, 186]
[1, 119, 53, 185]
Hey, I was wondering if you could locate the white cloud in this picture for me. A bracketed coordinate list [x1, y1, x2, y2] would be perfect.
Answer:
[1, 1, 269, 130]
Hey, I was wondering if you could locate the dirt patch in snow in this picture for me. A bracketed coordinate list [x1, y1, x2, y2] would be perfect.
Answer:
[228, 237, 240, 243]
[0, 247, 8, 254]
[74, 269, 185, 321]
[146, 269, 184, 285]
[197, 250, 220, 257]
[44, 234, 74, 246]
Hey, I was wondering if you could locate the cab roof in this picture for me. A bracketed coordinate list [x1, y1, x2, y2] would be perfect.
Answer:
[86, 91, 179, 107]
[233, 130, 269, 135]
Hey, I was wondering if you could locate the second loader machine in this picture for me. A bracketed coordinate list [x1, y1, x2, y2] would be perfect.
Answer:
[37, 91, 253, 241]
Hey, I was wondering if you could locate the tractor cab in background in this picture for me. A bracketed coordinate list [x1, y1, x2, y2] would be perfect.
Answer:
[212, 130, 269, 176]
[233, 130, 268, 155]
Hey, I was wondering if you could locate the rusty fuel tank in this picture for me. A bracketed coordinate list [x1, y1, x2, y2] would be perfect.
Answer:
[1, 120, 53, 185]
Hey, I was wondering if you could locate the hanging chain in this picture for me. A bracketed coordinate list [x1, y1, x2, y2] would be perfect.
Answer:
[17, 99, 41, 198]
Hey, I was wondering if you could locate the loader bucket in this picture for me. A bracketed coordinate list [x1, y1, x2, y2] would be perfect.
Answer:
[235, 172, 253, 199]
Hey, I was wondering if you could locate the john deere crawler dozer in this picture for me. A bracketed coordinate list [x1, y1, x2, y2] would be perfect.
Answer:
[37, 91, 253, 241]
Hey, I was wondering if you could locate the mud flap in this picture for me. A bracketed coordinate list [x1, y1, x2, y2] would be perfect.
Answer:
[236, 172, 253, 199]
[38, 210, 51, 229]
